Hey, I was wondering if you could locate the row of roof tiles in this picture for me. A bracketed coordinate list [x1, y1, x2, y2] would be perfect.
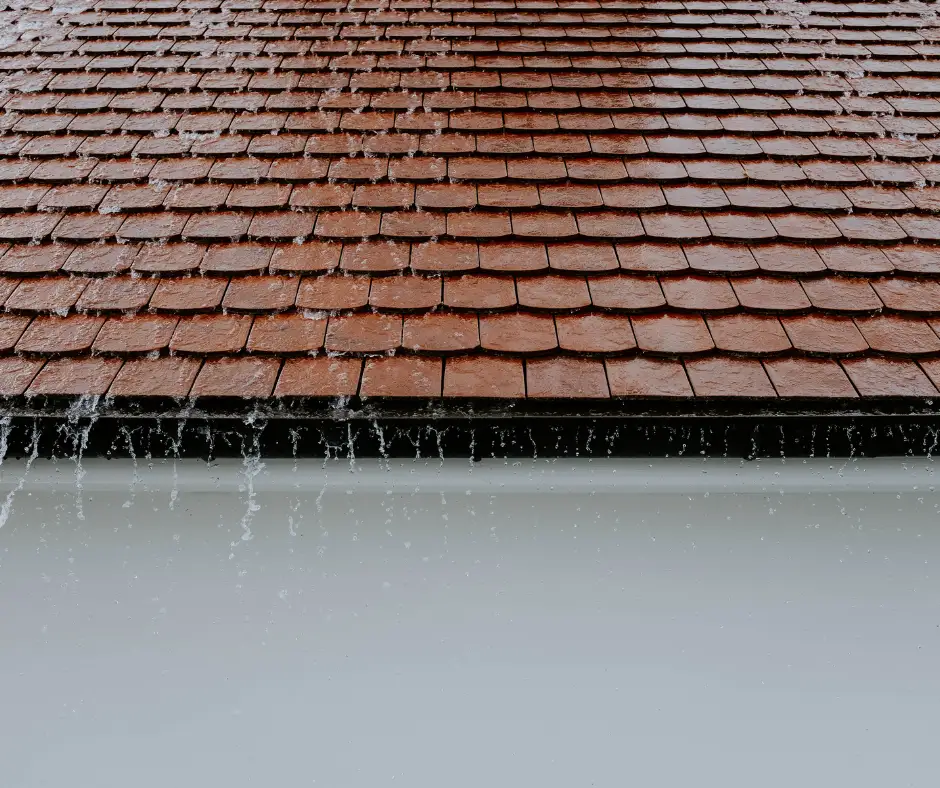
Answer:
[5, 310, 940, 356]
[2, 242, 938, 275]
[4, 272, 940, 315]
[3, 352, 939, 399]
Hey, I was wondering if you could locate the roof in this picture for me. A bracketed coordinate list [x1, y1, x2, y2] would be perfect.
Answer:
[2, 0, 940, 404]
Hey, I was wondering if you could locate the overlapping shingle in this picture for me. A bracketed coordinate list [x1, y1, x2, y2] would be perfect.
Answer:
[2, 0, 940, 399]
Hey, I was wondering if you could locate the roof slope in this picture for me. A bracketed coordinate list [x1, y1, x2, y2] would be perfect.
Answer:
[1, 0, 940, 401]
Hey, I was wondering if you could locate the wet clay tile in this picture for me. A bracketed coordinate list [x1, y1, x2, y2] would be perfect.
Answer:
[403, 314, 479, 353]
[270, 242, 341, 273]
[556, 313, 636, 353]
[108, 357, 201, 397]
[444, 275, 517, 311]
[249, 211, 316, 241]
[65, 245, 138, 275]
[411, 241, 478, 273]
[731, 277, 811, 313]
[16, 314, 103, 354]
[661, 276, 738, 312]
[919, 360, 940, 393]
[191, 357, 281, 398]
[683, 244, 758, 274]
[871, 279, 940, 314]
[0, 357, 45, 396]
[340, 241, 409, 272]
[246, 314, 327, 354]
[516, 276, 591, 311]
[169, 314, 253, 354]
[884, 247, 940, 276]
[819, 247, 894, 275]
[707, 315, 792, 355]
[842, 358, 938, 398]
[631, 314, 714, 355]
[0, 244, 72, 274]
[641, 212, 710, 240]
[782, 316, 869, 355]
[764, 359, 857, 399]
[447, 211, 512, 239]
[26, 357, 121, 396]
[443, 356, 525, 398]
[588, 276, 666, 312]
[511, 211, 578, 239]
[616, 243, 688, 273]
[76, 277, 156, 313]
[479, 313, 557, 354]
[705, 213, 776, 241]
[801, 278, 883, 314]
[685, 357, 777, 398]
[151, 277, 228, 313]
[201, 243, 273, 274]
[183, 212, 252, 242]
[296, 274, 370, 311]
[751, 244, 826, 275]
[223, 276, 300, 312]
[0, 314, 30, 352]
[275, 357, 362, 398]
[325, 313, 402, 353]
[769, 214, 841, 241]
[93, 315, 178, 354]
[525, 357, 609, 399]
[5, 277, 87, 314]
[360, 357, 442, 398]
[605, 357, 692, 398]
[369, 276, 442, 311]
[547, 242, 619, 273]
[854, 316, 940, 356]
[133, 243, 204, 274]
[479, 242, 547, 272]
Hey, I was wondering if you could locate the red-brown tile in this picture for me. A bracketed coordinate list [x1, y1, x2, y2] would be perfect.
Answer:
[871, 279, 940, 314]
[801, 278, 883, 313]
[479, 313, 557, 353]
[16, 314, 103, 354]
[403, 314, 479, 353]
[27, 357, 122, 396]
[275, 357, 362, 397]
[5, 277, 87, 314]
[109, 357, 201, 397]
[479, 242, 547, 272]
[855, 316, 940, 355]
[223, 276, 300, 312]
[782, 316, 869, 355]
[686, 357, 777, 397]
[93, 315, 178, 354]
[192, 357, 280, 398]
[369, 276, 442, 311]
[360, 357, 442, 398]
[247, 314, 327, 354]
[325, 314, 402, 353]
[340, 241, 409, 272]
[133, 243, 205, 274]
[517, 276, 591, 311]
[444, 356, 525, 398]
[631, 314, 714, 355]
[526, 358, 609, 399]
[731, 277, 811, 313]
[170, 314, 253, 354]
[684, 244, 758, 274]
[296, 274, 370, 311]
[764, 359, 857, 398]
[444, 275, 517, 310]
[77, 277, 156, 313]
[556, 313, 636, 353]
[661, 276, 738, 312]
[270, 242, 341, 273]
[201, 243, 273, 274]
[616, 243, 688, 273]
[842, 358, 937, 398]
[0, 357, 45, 396]
[411, 241, 478, 273]
[606, 358, 692, 398]
[151, 277, 227, 313]
[707, 315, 791, 355]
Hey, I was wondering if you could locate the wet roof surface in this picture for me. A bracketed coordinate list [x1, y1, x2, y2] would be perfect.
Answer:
[1, 0, 940, 401]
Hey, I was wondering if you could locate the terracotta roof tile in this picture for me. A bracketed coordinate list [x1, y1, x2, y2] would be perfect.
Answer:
[2, 1, 940, 401]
